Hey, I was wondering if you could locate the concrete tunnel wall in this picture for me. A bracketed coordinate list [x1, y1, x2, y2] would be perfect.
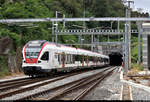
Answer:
[109, 52, 123, 66]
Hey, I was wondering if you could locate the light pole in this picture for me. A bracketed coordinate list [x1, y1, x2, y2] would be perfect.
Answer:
[124, 0, 134, 75]
[137, 8, 143, 65]
[63, 14, 66, 29]
[54, 23, 58, 43]
[52, 21, 54, 42]
[55, 11, 66, 44]
[81, 39, 84, 48]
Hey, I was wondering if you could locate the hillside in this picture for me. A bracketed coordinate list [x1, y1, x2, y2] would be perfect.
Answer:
[0, 0, 149, 76]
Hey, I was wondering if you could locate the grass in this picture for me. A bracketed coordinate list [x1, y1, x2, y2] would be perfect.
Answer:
[128, 63, 143, 75]
[0, 67, 10, 77]
[131, 36, 143, 71]
[131, 63, 143, 71]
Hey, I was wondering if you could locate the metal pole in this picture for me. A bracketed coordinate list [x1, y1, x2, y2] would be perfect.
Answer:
[125, 7, 129, 75]
[63, 14, 66, 29]
[108, 34, 110, 42]
[128, 2, 132, 70]
[80, 35, 82, 48]
[137, 22, 142, 65]
[83, 0, 86, 28]
[55, 11, 58, 44]
[111, 21, 113, 29]
[125, 23, 129, 75]
[118, 21, 120, 32]
[138, 27, 141, 65]
[118, 21, 120, 41]
[123, 31, 125, 65]
[91, 34, 94, 51]
[52, 21, 54, 42]
[125, 0, 133, 75]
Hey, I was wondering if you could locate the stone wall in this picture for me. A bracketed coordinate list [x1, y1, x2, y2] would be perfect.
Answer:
[0, 36, 23, 73]
[0, 36, 13, 55]
[7, 47, 23, 73]
[16, 47, 23, 72]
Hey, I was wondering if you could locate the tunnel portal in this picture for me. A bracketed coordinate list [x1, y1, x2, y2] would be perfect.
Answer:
[109, 52, 123, 66]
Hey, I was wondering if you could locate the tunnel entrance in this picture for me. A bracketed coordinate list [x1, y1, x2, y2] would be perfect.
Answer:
[109, 52, 123, 66]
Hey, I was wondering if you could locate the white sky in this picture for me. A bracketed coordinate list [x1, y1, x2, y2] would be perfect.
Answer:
[133, 0, 150, 13]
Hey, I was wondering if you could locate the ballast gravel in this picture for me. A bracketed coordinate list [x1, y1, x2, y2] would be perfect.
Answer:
[4, 66, 150, 100]
[132, 86, 150, 100]
[82, 68, 122, 100]
[0, 75, 28, 82]
[2, 68, 109, 100]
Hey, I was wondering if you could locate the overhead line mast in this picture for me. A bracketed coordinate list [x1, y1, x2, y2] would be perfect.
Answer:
[124, 0, 134, 75]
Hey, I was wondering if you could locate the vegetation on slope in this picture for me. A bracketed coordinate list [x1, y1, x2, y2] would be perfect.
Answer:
[0, 0, 149, 75]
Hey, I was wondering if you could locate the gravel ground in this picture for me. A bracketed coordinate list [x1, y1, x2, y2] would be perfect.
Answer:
[3, 67, 150, 100]
[82, 68, 122, 100]
[132, 86, 150, 100]
[2, 67, 109, 100]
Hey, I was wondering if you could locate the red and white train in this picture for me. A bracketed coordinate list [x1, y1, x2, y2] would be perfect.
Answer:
[22, 40, 109, 76]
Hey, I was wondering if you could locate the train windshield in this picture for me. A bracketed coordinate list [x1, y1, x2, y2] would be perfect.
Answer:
[25, 40, 47, 58]
[25, 47, 41, 58]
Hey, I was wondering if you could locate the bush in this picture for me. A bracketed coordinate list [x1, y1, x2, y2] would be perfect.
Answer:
[0, 56, 10, 77]
[131, 63, 143, 71]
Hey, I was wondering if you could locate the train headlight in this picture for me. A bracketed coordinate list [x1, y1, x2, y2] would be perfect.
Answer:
[38, 61, 41, 63]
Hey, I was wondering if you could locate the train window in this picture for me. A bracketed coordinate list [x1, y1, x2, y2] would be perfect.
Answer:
[61, 53, 65, 63]
[75, 55, 81, 61]
[41, 52, 49, 61]
[89, 56, 93, 61]
[58, 54, 61, 64]
[72, 55, 75, 63]
[66, 54, 68, 64]
[69, 54, 72, 64]
[25, 47, 41, 58]
[94, 57, 97, 63]
[70, 55, 73, 64]
[67, 54, 71, 64]
[55, 54, 58, 59]
[81, 56, 84, 63]
[66, 54, 70, 64]
[86, 56, 89, 62]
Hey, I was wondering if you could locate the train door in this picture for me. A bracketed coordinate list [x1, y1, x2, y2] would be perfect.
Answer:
[52, 51, 59, 68]
[87, 56, 89, 67]
[82, 55, 84, 67]
[62, 52, 65, 68]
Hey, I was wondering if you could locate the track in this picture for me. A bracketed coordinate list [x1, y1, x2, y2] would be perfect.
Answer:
[0, 66, 108, 100]
[0, 77, 49, 92]
[16, 66, 117, 100]
[121, 84, 133, 100]
[0, 77, 31, 87]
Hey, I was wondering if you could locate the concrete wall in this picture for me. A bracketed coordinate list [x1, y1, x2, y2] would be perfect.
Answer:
[142, 34, 150, 70]
[148, 36, 150, 69]
[142, 23, 150, 70]
[102, 45, 123, 55]
[142, 34, 148, 70]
